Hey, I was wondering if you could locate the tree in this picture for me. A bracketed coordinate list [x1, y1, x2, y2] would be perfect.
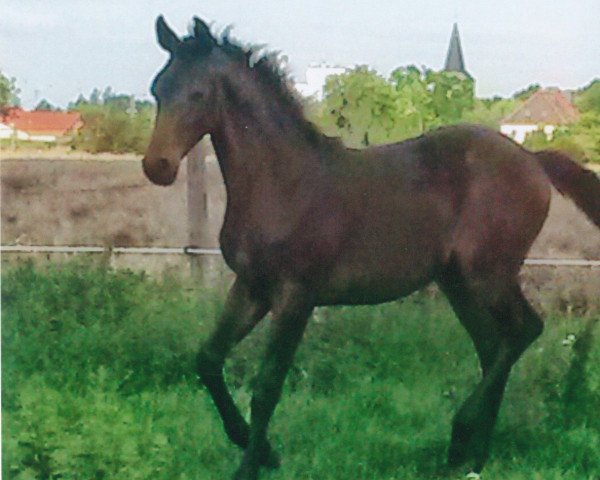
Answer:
[316, 65, 475, 148]
[101, 86, 115, 104]
[390, 66, 434, 133]
[0, 71, 21, 113]
[390, 67, 475, 130]
[319, 66, 408, 147]
[104, 94, 134, 112]
[35, 99, 59, 111]
[69, 87, 155, 154]
[89, 88, 102, 105]
[68, 94, 89, 110]
[461, 96, 520, 128]
[425, 70, 475, 125]
[512, 83, 540, 101]
[575, 79, 600, 113]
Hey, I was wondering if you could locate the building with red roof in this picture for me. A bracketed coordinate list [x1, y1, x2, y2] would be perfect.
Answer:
[0, 108, 82, 142]
[500, 89, 579, 144]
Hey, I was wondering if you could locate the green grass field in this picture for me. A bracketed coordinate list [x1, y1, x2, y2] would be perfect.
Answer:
[2, 262, 599, 479]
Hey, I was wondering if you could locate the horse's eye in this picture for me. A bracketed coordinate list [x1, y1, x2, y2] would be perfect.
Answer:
[190, 92, 204, 102]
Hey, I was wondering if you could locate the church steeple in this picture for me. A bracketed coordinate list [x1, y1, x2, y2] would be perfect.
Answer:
[444, 23, 469, 77]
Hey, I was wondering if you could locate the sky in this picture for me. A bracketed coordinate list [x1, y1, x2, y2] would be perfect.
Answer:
[1, 0, 599, 109]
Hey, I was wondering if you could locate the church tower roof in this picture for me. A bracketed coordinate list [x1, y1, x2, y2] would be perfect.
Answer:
[444, 23, 470, 77]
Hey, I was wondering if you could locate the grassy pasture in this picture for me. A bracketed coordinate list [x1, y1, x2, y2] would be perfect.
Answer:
[2, 261, 599, 479]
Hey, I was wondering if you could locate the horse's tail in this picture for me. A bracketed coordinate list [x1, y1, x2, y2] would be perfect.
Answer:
[535, 150, 600, 229]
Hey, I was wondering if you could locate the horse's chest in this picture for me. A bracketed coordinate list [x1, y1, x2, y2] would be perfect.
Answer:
[220, 207, 347, 283]
[219, 221, 288, 278]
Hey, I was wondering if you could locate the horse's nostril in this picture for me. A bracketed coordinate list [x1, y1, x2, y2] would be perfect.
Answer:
[159, 158, 170, 169]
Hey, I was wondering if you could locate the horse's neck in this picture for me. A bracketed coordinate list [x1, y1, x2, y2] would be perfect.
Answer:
[211, 92, 327, 206]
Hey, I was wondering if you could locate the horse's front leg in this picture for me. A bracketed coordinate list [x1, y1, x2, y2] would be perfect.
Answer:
[197, 278, 278, 466]
[233, 281, 313, 480]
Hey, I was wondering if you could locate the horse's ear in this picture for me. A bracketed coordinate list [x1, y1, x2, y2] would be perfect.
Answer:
[192, 17, 215, 48]
[156, 16, 180, 53]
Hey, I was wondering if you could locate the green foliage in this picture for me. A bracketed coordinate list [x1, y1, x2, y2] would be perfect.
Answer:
[512, 83, 541, 101]
[0, 70, 21, 112]
[313, 67, 598, 164]
[388, 66, 434, 135]
[316, 65, 475, 148]
[420, 69, 475, 126]
[571, 111, 600, 162]
[3, 262, 600, 479]
[1, 261, 219, 394]
[461, 96, 521, 128]
[0, 138, 57, 149]
[318, 66, 404, 147]
[4, 374, 176, 480]
[69, 88, 155, 154]
[575, 79, 600, 114]
[557, 79, 600, 163]
[523, 129, 588, 163]
[34, 99, 59, 112]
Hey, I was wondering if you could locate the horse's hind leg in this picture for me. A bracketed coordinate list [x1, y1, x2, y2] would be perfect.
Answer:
[440, 275, 543, 472]
[197, 278, 278, 467]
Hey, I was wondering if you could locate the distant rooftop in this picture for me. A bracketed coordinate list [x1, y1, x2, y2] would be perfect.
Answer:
[444, 23, 470, 78]
[502, 89, 580, 125]
[1, 108, 82, 135]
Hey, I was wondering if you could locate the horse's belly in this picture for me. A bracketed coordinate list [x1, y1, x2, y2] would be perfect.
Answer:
[315, 256, 437, 306]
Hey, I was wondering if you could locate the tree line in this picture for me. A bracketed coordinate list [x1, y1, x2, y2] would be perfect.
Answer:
[67, 87, 154, 154]
[1, 69, 599, 162]
[0, 74, 153, 155]
[308, 66, 599, 163]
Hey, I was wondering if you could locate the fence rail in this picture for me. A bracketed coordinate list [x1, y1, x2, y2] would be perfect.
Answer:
[2, 245, 600, 267]
[0, 245, 221, 255]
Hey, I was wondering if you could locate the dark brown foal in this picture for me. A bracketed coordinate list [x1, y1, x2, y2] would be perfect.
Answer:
[142, 16, 600, 480]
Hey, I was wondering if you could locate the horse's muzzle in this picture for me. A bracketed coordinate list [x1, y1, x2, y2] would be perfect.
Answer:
[142, 157, 178, 186]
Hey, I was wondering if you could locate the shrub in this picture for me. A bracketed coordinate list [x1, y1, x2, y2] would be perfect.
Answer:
[1, 261, 220, 394]
[70, 103, 154, 154]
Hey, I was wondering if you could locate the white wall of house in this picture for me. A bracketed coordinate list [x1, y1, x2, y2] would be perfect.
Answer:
[500, 124, 541, 144]
[295, 64, 347, 100]
[0, 123, 30, 140]
[0, 123, 12, 139]
[500, 124, 558, 144]
[28, 134, 57, 142]
[542, 124, 556, 138]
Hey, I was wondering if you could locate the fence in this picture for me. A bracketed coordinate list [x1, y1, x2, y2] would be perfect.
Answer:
[2, 138, 599, 293]
[0, 244, 228, 284]
[2, 244, 600, 268]
[3, 244, 599, 312]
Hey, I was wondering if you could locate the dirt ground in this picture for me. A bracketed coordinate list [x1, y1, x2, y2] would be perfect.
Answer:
[0, 156, 225, 248]
[1, 155, 598, 256]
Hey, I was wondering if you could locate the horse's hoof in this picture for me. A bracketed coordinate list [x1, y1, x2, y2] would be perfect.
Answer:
[447, 443, 486, 480]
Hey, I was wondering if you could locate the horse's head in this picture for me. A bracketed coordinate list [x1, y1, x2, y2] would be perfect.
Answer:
[143, 16, 222, 185]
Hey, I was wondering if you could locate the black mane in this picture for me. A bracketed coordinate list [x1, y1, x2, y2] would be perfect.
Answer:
[179, 27, 338, 149]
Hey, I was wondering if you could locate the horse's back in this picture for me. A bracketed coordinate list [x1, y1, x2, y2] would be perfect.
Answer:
[319, 125, 551, 305]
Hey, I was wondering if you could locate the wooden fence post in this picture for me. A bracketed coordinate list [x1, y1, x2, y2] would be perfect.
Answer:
[186, 137, 211, 282]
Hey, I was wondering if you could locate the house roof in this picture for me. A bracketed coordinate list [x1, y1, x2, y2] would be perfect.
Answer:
[444, 23, 470, 77]
[0, 108, 82, 135]
[502, 89, 580, 125]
